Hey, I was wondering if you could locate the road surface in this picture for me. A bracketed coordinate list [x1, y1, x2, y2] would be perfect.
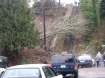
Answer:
[64, 65, 105, 78]
[79, 65, 105, 78]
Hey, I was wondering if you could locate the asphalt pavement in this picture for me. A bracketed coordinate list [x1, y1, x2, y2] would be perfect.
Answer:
[63, 64, 105, 78]
[79, 65, 105, 78]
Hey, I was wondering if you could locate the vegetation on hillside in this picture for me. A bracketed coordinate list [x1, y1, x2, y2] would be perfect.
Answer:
[33, 0, 56, 14]
[80, 0, 101, 43]
[0, 0, 105, 64]
[100, 0, 105, 19]
[32, 0, 89, 53]
[0, 0, 38, 59]
[78, 0, 105, 55]
[80, 0, 100, 28]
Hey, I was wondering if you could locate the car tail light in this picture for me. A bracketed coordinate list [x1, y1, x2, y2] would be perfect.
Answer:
[50, 64, 52, 68]
[74, 64, 77, 69]
[88, 60, 91, 62]
[86, 60, 91, 62]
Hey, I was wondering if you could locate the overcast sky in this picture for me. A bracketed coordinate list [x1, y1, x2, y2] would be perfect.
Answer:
[56, 0, 80, 5]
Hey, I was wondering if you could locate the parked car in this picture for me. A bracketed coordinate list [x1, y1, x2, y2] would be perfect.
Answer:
[51, 52, 78, 78]
[84, 54, 96, 66]
[0, 56, 9, 68]
[77, 54, 95, 68]
[0, 64, 63, 78]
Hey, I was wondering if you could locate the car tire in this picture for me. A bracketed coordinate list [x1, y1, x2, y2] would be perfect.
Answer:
[90, 65, 92, 67]
[78, 66, 80, 68]
[90, 63, 93, 67]
[74, 71, 78, 78]
[62, 74, 66, 76]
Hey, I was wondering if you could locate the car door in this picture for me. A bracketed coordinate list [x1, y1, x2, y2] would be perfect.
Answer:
[43, 66, 63, 78]
[47, 67, 63, 78]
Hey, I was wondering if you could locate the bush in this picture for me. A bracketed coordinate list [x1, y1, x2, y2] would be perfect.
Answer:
[21, 57, 30, 64]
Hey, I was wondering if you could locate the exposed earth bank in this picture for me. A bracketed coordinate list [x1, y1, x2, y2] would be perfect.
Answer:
[10, 47, 51, 66]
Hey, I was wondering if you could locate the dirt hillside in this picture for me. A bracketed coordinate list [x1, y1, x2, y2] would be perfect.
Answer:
[10, 47, 51, 66]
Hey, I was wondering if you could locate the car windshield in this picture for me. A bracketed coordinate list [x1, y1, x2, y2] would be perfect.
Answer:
[78, 56, 91, 60]
[2, 68, 41, 78]
[52, 55, 74, 63]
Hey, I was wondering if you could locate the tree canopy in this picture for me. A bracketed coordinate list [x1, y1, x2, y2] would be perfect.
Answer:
[80, 0, 95, 28]
[100, 0, 105, 19]
[0, 0, 38, 56]
[33, 0, 56, 14]
[80, 0, 101, 28]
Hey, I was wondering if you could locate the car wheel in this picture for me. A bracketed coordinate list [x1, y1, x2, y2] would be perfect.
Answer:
[62, 74, 66, 76]
[90, 65, 92, 67]
[74, 71, 78, 78]
[90, 63, 93, 67]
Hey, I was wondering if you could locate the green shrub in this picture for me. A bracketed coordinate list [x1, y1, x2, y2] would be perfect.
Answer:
[21, 57, 30, 64]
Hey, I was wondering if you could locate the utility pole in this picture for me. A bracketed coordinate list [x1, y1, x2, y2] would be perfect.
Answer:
[92, 0, 97, 27]
[74, 0, 76, 6]
[42, 0, 61, 50]
[59, 0, 60, 6]
[43, 7, 46, 50]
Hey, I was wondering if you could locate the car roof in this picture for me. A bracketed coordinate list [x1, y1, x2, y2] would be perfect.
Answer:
[0, 68, 6, 71]
[78, 55, 91, 59]
[52, 53, 76, 58]
[7, 64, 49, 69]
[0, 56, 7, 59]
[53, 53, 75, 56]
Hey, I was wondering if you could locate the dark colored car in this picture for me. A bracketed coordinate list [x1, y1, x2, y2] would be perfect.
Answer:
[77, 55, 93, 68]
[51, 52, 78, 78]
[84, 54, 96, 66]
[0, 56, 9, 68]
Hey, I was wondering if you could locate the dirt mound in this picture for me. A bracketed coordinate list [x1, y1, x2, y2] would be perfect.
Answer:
[10, 47, 51, 66]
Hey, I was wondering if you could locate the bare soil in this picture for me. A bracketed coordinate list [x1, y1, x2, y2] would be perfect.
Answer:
[10, 47, 51, 66]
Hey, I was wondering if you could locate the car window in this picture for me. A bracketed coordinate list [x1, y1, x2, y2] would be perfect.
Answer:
[52, 55, 74, 63]
[84, 54, 93, 58]
[3, 58, 8, 62]
[0, 56, 9, 68]
[78, 56, 91, 60]
[47, 67, 57, 77]
[0, 58, 2, 62]
[43, 67, 52, 78]
[1, 68, 41, 78]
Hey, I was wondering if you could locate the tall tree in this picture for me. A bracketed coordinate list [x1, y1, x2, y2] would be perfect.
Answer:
[33, 0, 56, 14]
[0, 0, 38, 57]
[80, 0, 95, 28]
[80, 0, 100, 28]
[100, 0, 105, 19]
